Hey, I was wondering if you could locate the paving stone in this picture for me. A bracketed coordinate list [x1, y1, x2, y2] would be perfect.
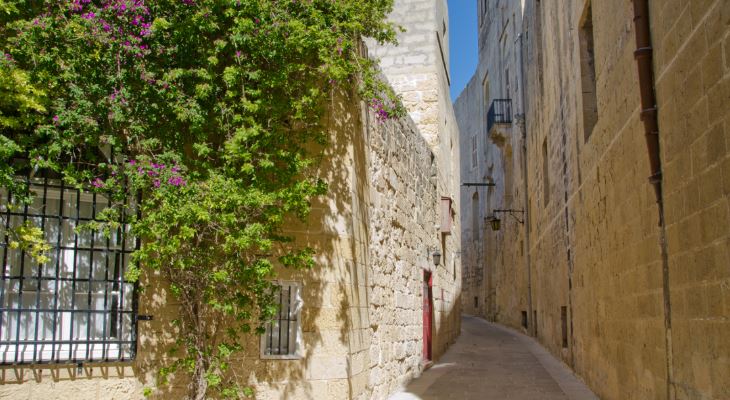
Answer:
[388, 316, 600, 400]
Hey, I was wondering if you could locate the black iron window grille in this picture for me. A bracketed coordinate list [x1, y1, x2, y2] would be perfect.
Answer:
[0, 176, 139, 364]
[486, 98, 513, 133]
[261, 282, 301, 359]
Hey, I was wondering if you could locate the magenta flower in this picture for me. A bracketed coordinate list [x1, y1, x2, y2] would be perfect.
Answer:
[52, 115, 59, 124]
[168, 176, 186, 186]
[91, 178, 105, 188]
[153, 179, 161, 188]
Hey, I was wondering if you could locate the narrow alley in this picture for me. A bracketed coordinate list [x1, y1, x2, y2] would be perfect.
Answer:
[390, 316, 599, 400]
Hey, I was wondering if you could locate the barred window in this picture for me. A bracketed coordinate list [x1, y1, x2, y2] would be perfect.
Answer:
[0, 176, 138, 364]
[260, 282, 302, 359]
[471, 135, 478, 168]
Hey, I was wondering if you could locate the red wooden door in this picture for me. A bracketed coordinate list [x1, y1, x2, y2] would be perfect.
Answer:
[423, 271, 433, 361]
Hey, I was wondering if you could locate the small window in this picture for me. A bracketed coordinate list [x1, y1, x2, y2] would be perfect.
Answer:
[542, 139, 550, 206]
[579, 0, 598, 141]
[471, 192, 480, 236]
[474, 296, 479, 308]
[483, 75, 490, 107]
[479, 0, 488, 26]
[471, 135, 478, 168]
[521, 311, 528, 329]
[440, 197, 453, 234]
[535, 0, 545, 95]
[504, 68, 510, 98]
[261, 282, 302, 359]
[1, 176, 138, 364]
[561, 306, 569, 348]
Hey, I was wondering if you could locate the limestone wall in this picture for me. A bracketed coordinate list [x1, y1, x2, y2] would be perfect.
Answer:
[455, 0, 529, 327]
[457, 0, 729, 399]
[368, 0, 462, 367]
[0, 1, 464, 397]
[0, 88, 460, 400]
[651, 1, 730, 398]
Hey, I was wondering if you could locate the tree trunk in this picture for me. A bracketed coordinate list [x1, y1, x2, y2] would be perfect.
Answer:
[190, 351, 209, 400]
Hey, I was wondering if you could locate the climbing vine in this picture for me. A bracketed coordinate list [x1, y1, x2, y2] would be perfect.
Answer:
[0, 0, 403, 398]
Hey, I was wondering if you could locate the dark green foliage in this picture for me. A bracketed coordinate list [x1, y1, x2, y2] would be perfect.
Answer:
[0, 1, 402, 398]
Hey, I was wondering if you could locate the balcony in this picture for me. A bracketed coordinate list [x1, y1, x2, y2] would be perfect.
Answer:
[486, 99, 513, 133]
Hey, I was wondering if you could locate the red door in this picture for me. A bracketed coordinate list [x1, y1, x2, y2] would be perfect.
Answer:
[423, 271, 433, 361]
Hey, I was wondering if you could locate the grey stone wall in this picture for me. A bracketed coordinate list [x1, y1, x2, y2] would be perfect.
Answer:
[455, 0, 528, 325]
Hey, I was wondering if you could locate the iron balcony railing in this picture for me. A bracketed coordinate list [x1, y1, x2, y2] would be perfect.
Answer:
[487, 98, 513, 133]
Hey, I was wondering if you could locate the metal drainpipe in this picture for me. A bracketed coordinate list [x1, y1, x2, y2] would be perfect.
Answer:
[631, 1, 674, 398]
[517, 32, 534, 337]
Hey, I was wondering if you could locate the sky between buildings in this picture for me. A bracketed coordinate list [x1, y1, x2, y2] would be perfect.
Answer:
[448, 0, 478, 101]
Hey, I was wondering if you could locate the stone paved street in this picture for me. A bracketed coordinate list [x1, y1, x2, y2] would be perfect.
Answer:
[389, 316, 600, 400]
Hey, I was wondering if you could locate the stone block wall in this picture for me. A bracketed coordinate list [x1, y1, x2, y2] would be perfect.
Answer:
[652, 0, 730, 398]
[455, 0, 529, 326]
[0, 86, 460, 400]
[0, 0, 464, 396]
[368, 0, 462, 367]
[456, 0, 729, 399]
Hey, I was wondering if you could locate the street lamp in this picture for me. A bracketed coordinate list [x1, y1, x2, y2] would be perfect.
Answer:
[485, 215, 501, 231]
[487, 209, 525, 231]
[432, 250, 441, 266]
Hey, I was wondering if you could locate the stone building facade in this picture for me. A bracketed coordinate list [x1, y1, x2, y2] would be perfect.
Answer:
[455, 0, 528, 323]
[455, 0, 730, 399]
[0, 1, 462, 399]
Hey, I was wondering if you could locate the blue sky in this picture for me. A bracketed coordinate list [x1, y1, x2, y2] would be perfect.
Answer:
[448, 0, 477, 101]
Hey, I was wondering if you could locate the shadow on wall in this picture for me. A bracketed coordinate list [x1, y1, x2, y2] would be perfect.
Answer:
[0, 86, 462, 399]
[0, 93, 359, 400]
[237, 89, 369, 399]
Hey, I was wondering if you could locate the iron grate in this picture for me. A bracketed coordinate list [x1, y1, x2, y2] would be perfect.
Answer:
[0, 176, 139, 364]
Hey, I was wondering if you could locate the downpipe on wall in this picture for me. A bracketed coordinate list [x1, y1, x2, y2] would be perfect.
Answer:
[631, 1, 674, 398]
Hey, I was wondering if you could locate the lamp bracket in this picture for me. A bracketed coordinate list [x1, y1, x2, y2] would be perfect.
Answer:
[461, 182, 496, 187]
[492, 209, 525, 224]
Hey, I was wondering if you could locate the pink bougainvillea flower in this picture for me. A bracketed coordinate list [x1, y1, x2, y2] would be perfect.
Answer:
[168, 176, 185, 186]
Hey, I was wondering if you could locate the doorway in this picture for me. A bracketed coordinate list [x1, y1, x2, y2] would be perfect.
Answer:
[423, 270, 433, 361]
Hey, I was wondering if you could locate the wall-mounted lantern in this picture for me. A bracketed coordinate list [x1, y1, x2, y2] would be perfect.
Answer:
[487, 209, 525, 231]
[485, 215, 501, 231]
[432, 250, 442, 266]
